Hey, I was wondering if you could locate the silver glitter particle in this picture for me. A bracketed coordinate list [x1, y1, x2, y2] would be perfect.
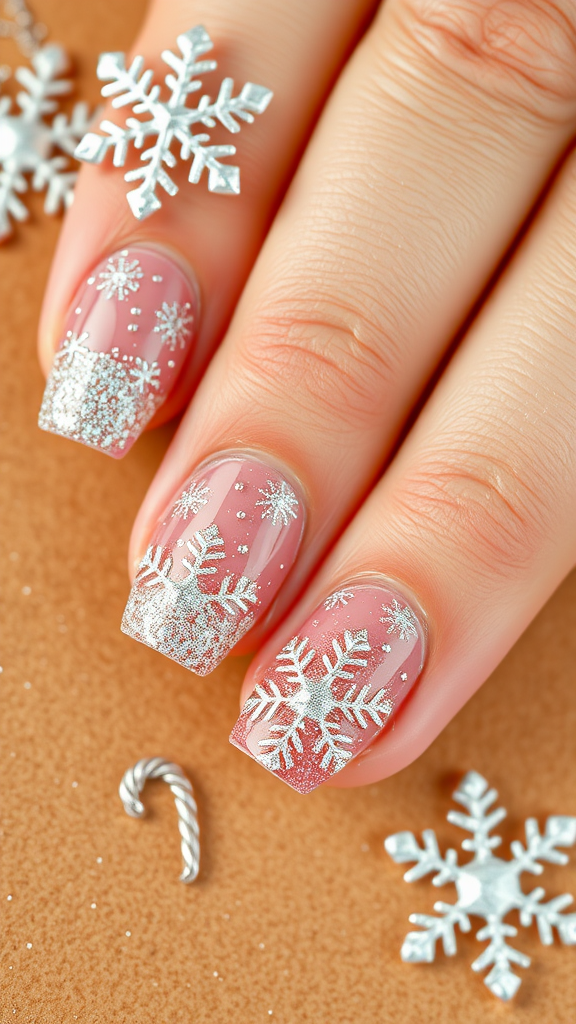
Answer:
[87, 276, 95, 285]
[167, 360, 175, 368]
[152, 274, 163, 282]
[236, 511, 246, 519]
[75, 307, 82, 314]
[130, 307, 142, 315]
[238, 545, 249, 554]
[128, 323, 138, 332]
[400, 672, 407, 681]
[382, 644, 391, 653]
[234, 482, 244, 491]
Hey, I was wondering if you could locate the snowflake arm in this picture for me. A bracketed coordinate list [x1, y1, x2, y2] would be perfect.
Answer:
[313, 718, 353, 771]
[181, 524, 225, 579]
[511, 815, 576, 873]
[385, 829, 459, 884]
[257, 714, 307, 772]
[275, 636, 316, 688]
[214, 574, 258, 615]
[472, 920, 531, 1001]
[321, 629, 370, 684]
[336, 684, 393, 729]
[446, 770, 507, 860]
[135, 545, 174, 588]
[0, 170, 28, 236]
[402, 902, 471, 962]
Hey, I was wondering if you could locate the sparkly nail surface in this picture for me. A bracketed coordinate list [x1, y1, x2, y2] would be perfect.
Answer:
[121, 454, 305, 676]
[39, 246, 196, 458]
[230, 582, 426, 794]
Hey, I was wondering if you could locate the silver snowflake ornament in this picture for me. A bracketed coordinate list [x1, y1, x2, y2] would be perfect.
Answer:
[154, 300, 194, 350]
[172, 479, 211, 519]
[385, 771, 576, 1001]
[97, 252, 144, 300]
[75, 25, 273, 220]
[380, 598, 418, 642]
[0, 44, 92, 240]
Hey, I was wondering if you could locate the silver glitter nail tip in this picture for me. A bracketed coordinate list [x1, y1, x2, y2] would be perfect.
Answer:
[38, 332, 163, 459]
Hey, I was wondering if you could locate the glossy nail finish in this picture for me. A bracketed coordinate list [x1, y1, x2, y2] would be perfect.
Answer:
[121, 453, 305, 676]
[230, 581, 426, 794]
[39, 246, 197, 458]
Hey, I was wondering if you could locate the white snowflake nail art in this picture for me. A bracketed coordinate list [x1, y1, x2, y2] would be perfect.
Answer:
[255, 480, 299, 527]
[380, 598, 419, 642]
[0, 45, 93, 241]
[154, 301, 194, 350]
[231, 582, 426, 793]
[324, 590, 355, 610]
[385, 771, 576, 1001]
[244, 630, 392, 773]
[172, 480, 211, 519]
[96, 253, 144, 301]
[75, 26, 273, 220]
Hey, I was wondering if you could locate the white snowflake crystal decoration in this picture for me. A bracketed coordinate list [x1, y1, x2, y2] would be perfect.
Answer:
[324, 590, 355, 610]
[130, 357, 161, 393]
[154, 300, 194, 350]
[380, 598, 418, 642]
[96, 252, 144, 300]
[0, 44, 92, 240]
[244, 629, 393, 773]
[385, 771, 576, 1001]
[75, 26, 273, 220]
[172, 480, 211, 519]
[255, 480, 299, 527]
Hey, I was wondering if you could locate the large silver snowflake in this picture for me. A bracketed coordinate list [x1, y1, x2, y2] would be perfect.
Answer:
[75, 25, 273, 220]
[244, 629, 393, 773]
[122, 523, 258, 674]
[0, 44, 92, 240]
[255, 480, 299, 527]
[385, 771, 576, 1001]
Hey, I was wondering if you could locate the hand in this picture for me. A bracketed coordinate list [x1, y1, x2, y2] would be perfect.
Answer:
[38, 0, 576, 794]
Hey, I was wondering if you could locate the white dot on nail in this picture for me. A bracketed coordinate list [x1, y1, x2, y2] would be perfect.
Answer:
[234, 482, 244, 491]
[167, 360, 175, 368]
[121, 249, 129, 256]
[130, 307, 141, 315]
[75, 307, 82, 314]
[152, 275, 163, 283]
[238, 545, 248, 554]
[400, 672, 407, 681]
[236, 511, 246, 519]
[382, 644, 391, 653]
[128, 324, 138, 332]
[87, 276, 95, 285]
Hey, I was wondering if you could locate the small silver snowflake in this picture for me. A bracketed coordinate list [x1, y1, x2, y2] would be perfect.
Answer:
[255, 480, 299, 527]
[385, 771, 576, 1001]
[75, 26, 273, 220]
[130, 357, 160, 393]
[243, 629, 393, 775]
[0, 45, 92, 240]
[172, 480, 211, 519]
[61, 330, 90, 357]
[153, 300, 194, 350]
[380, 598, 418, 642]
[96, 252, 144, 300]
[324, 590, 355, 610]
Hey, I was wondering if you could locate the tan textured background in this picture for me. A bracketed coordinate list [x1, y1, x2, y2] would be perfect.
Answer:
[1, 2, 576, 1021]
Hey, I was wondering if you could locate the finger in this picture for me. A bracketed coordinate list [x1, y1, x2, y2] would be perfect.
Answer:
[38, 0, 376, 456]
[125, 0, 576, 667]
[232, 142, 576, 793]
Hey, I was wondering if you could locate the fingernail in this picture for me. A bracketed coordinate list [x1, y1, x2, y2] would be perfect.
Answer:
[38, 245, 197, 458]
[121, 452, 306, 675]
[230, 580, 426, 794]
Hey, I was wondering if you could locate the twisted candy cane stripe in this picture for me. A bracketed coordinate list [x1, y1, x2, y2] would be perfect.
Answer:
[119, 757, 200, 883]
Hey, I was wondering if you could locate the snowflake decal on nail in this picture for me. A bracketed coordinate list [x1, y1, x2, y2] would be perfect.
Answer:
[380, 598, 418, 642]
[154, 301, 194, 351]
[75, 26, 273, 220]
[172, 480, 211, 519]
[255, 480, 299, 527]
[324, 590, 355, 610]
[61, 330, 91, 358]
[243, 629, 393, 774]
[385, 771, 576, 1001]
[96, 252, 144, 301]
[130, 357, 161, 392]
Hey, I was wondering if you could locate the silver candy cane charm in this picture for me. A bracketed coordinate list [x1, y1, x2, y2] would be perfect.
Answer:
[75, 25, 273, 220]
[119, 757, 200, 883]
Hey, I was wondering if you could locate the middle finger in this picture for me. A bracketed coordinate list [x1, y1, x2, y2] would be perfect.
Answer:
[125, 0, 576, 671]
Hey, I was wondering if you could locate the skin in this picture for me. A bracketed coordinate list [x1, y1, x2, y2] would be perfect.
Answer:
[39, 0, 576, 787]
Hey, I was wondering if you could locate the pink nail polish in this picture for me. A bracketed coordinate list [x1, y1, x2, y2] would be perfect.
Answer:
[230, 581, 426, 794]
[121, 453, 305, 675]
[39, 245, 197, 458]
